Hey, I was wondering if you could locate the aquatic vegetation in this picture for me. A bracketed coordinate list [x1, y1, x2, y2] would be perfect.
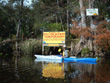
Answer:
[20, 39, 42, 56]
[42, 63, 64, 79]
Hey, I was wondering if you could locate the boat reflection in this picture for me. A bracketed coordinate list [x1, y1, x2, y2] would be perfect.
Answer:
[34, 59, 97, 80]
[34, 59, 62, 63]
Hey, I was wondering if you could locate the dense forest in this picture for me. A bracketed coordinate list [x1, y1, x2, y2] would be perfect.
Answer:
[0, 0, 110, 59]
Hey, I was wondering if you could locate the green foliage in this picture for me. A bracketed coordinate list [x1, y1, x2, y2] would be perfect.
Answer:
[44, 23, 62, 31]
[71, 38, 80, 45]
[0, 42, 13, 59]
[11, 34, 16, 39]
[0, 52, 3, 56]
[0, 37, 2, 42]
[96, 57, 101, 61]
[20, 39, 42, 56]
[0, 0, 110, 59]
[44, 46, 50, 54]
[69, 33, 76, 39]
[0, 4, 16, 40]
[106, 47, 110, 54]
[81, 47, 90, 54]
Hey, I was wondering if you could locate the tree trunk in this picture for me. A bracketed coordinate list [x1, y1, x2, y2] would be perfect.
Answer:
[79, 0, 87, 28]
[71, 0, 87, 56]
[89, 0, 97, 30]
[16, 20, 21, 39]
[89, 0, 98, 56]
[56, 15, 58, 23]
[16, 0, 24, 52]
[16, 0, 24, 39]
[67, 0, 69, 37]
[57, 0, 59, 9]
[57, 0, 63, 30]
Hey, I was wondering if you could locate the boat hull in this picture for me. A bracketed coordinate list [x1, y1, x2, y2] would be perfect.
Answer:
[34, 55, 62, 60]
[63, 58, 97, 62]
[34, 55, 97, 63]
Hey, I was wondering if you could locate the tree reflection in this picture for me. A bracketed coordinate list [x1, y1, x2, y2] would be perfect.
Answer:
[96, 62, 110, 83]
[64, 63, 96, 83]
[39, 60, 110, 83]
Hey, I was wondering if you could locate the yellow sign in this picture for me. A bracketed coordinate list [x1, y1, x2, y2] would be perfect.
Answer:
[43, 32, 65, 44]
[48, 44, 59, 46]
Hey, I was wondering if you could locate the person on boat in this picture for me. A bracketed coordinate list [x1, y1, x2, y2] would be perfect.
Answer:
[62, 45, 70, 58]
[49, 47, 59, 55]
[58, 46, 63, 55]
[49, 47, 56, 55]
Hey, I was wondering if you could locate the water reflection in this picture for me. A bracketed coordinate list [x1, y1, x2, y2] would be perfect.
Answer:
[0, 58, 110, 83]
[34, 59, 97, 83]
[42, 63, 64, 79]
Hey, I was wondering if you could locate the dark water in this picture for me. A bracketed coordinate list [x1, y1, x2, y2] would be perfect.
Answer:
[0, 58, 110, 83]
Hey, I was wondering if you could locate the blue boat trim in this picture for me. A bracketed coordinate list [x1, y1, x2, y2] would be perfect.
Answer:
[62, 57, 97, 62]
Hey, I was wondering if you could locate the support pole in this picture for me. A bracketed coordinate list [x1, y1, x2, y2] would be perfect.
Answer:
[42, 44, 44, 55]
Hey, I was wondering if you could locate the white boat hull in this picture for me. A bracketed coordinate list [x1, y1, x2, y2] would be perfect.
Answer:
[34, 55, 62, 60]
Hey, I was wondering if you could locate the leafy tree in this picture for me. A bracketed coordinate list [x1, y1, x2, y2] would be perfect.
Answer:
[95, 23, 110, 55]
[0, 2, 16, 40]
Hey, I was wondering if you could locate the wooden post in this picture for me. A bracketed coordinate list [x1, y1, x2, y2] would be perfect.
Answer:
[42, 44, 44, 55]
[42, 30, 44, 55]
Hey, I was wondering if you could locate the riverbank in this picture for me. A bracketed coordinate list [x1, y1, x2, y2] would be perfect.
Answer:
[0, 38, 109, 62]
